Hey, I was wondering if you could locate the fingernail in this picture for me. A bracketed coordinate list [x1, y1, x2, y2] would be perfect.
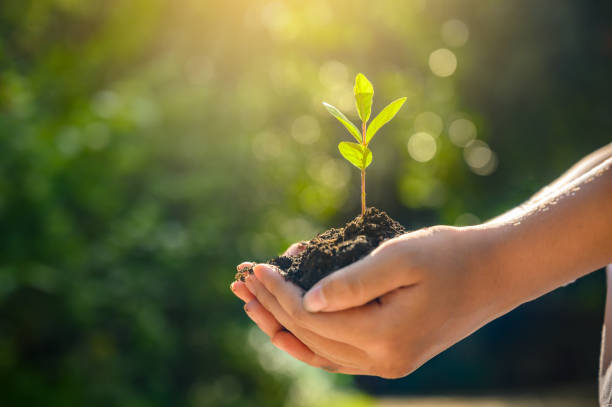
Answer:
[303, 284, 326, 312]
[230, 282, 236, 292]
[244, 303, 250, 313]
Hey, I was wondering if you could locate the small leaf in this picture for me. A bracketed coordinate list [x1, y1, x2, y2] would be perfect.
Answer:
[338, 141, 372, 170]
[338, 142, 364, 169]
[354, 73, 374, 123]
[322, 102, 362, 143]
[365, 97, 407, 144]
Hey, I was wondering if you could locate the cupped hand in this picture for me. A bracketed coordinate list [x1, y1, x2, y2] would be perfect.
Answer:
[232, 226, 507, 378]
[231, 242, 370, 374]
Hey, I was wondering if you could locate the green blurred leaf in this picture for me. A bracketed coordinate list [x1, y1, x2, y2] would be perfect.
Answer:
[365, 97, 406, 144]
[354, 73, 374, 123]
[323, 102, 362, 143]
[338, 141, 372, 169]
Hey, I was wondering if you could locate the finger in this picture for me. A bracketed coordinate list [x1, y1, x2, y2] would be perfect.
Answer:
[252, 263, 380, 344]
[241, 300, 342, 371]
[302, 241, 414, 312]
[271, 330, 365, 375]
[283, 242, 308, 257]
[246, 271, 372, 362]
[237, 262, 255, 271]
[235, 262, 255, 283]
[245, 273, 365, 363]
[244, 299, 284, 337]
[231, 281, 256, 303]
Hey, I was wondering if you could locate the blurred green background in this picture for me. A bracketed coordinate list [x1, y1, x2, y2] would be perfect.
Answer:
[1, 0, 611, 406]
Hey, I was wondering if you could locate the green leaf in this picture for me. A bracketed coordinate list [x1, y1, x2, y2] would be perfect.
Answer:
[322, 102, 362, 143]
[365, 97, 407, 144]
[354, 73, 374, 123]
[362, 145, 372, 168]
[338, 141, 373, 170]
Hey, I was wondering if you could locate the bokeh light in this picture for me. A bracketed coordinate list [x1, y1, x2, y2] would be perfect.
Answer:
[441, 19, 470, 47]
[464, 140, 498, 175]
[429, 48, 457, 77]
[407, 132, 437, 162]
[448, 118, 477, 147]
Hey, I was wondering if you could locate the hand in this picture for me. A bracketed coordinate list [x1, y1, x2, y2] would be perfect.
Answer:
[233, 226, 507, 378]
[231, 242, 370, 374]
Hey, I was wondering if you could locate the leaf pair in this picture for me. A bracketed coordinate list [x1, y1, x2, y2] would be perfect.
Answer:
[323, 73, 406, 148]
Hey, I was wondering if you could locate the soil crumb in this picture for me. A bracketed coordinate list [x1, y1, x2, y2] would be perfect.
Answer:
[235, 207, 406, 291]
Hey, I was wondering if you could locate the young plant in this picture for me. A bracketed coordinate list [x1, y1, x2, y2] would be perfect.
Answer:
[323, 73, 406, 216]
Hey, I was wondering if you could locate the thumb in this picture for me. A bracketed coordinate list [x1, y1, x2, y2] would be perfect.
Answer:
[302, 246, 410, 312]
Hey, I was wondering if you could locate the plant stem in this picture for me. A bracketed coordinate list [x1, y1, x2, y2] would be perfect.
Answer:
[361, 121, 367, 217]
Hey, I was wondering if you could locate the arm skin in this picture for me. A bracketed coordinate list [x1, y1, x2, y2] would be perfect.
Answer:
[232, 143, 612, 378]
[481, 145, 612, 312]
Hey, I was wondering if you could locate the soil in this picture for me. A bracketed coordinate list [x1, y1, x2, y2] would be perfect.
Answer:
[235, 207, 406, 291]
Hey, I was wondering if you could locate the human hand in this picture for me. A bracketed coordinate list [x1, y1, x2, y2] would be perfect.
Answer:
[231, 242, 370, 374]
[233, 225, 510, 378]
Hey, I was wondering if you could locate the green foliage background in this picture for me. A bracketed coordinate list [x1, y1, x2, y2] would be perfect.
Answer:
[0, 0, 610, 405]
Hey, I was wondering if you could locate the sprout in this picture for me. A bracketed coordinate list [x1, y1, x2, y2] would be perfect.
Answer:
[323, 73, 406, 216]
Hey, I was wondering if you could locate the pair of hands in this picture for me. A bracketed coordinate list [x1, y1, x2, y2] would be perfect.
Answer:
[231, 225, 504, 378]
[230, 148, 612, 378]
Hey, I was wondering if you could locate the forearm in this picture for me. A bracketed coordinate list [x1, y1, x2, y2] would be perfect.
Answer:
[491, 142, 612, 223]
[469, 156, 612, 316]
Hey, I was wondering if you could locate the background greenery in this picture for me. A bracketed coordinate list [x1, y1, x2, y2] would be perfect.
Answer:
[0, 0, 610, 406]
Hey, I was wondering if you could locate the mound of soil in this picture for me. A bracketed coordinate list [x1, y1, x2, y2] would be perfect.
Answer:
[235, 207, 406, 291]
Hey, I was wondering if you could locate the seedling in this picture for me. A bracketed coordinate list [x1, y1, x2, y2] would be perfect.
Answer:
[323, 73, 406, 216]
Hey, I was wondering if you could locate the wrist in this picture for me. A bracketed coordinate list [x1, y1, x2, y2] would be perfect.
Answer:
[455, 224, 528, 323]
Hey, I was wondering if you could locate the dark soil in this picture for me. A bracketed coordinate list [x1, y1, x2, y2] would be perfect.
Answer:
[235, 207, 406, 291]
